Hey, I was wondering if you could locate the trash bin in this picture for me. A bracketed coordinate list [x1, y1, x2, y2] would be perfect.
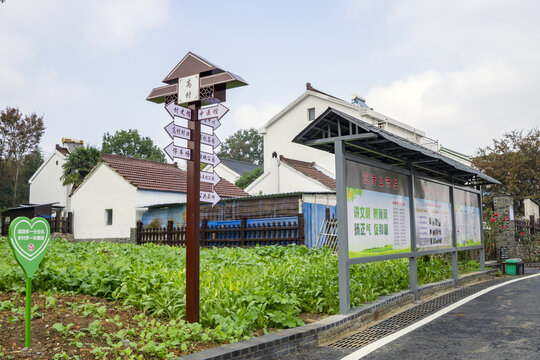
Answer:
[505, 258, 524, 275]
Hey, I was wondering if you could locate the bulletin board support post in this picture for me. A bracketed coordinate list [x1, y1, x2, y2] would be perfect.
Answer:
[478, 186, 486, 271]
[450, 184, 459, 286]
[407, 163, 419, 301]
[335, 139, 351, 315]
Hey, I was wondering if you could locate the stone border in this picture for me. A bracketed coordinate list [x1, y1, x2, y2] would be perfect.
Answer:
[178, 270, 498, 360]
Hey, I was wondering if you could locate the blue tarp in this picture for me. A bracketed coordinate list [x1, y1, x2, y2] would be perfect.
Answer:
[302, 203, 336, 248]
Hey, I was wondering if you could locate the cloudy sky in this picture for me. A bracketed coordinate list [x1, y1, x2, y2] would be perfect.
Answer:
[1, 0, 538, 159]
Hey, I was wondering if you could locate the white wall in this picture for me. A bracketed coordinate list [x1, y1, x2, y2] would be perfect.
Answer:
[29, 151, 71, 209]
[71, 164, 137, 240]
[524, 198, 539, 219]
[262, 95, 360, 175]
[262, 92, 425, 176]
[302, 193, 337, 207]
[213, 164, 240, 184]
[136, 189, 186, 208]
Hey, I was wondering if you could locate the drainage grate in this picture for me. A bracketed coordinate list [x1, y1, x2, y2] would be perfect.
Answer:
[328, 278, 509, 349]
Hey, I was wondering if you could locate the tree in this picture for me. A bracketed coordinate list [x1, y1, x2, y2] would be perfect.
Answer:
[61, 145, 101, 187]
[0, 151, 43, 209]
[102, 129, 166, 162]
[0, 107, 45, 204]
[472, 128, 540, 216]
[217, 128, 263, 165]
[235, 167, 263, 190]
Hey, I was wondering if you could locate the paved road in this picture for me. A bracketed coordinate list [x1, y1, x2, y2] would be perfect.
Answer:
[360, 274, 540, 360]
[286, 271, 540, 360]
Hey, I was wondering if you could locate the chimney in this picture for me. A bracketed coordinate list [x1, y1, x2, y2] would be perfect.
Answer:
[271, 152, 280, 193]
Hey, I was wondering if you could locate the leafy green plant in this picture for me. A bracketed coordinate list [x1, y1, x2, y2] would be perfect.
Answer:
[52, 322, 74, 336]
[0, 237, 470, 344]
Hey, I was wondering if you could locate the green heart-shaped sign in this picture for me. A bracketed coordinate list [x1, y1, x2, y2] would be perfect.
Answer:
[9, 217, 51, 279]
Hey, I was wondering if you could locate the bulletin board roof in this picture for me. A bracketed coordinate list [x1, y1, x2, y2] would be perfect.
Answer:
[292, 107, 499, 186]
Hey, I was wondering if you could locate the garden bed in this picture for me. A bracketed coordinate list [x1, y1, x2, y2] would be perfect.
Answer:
[0, 238, 479, 359]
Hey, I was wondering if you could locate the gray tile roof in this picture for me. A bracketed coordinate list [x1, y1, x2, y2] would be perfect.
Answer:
[220, 158, 261, 176]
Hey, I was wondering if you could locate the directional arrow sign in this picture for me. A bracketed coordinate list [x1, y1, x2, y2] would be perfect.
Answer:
[200, 132, 221, 149]
[200, 117, 221, 130]
[164, 122, 191, 140]
[200, 170, 220, 186]
[198, 103, 229, 121]
[200, 151, 220, 167]
[200, 190, 221, 206]
[164, 142, 191, 161]
[165, 102, 192, 120]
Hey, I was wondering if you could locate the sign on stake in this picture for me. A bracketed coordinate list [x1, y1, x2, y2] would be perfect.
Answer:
[8, 216, 51, 348]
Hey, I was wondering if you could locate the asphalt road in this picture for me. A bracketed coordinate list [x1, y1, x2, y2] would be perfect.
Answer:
[286, 271, 540, 360]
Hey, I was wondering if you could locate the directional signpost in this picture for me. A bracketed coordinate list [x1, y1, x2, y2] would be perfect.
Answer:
[147, 52, 247, 323]
[165, 102, 192, 120]
[200, 117, 221, 130]
[200, 170, 220, 186]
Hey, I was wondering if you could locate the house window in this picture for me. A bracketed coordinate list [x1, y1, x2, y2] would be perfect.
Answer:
[105, 209, 113, 225]
[308, 107, 315, 121]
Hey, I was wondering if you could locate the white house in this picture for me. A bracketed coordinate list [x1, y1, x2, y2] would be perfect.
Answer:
[28, 139, 83, 211]
[248, 83, 470, 195]
[70, 154, 248, 241]
[247, 154, 335, 194]
[203, 158, 261, 185]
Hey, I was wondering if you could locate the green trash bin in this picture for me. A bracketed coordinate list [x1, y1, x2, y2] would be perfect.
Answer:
[505, 258, 524, 275]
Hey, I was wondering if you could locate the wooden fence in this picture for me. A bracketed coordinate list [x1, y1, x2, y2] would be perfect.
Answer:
[1, 212, 73, 236]
[136, 215, 304, 247]
[515, 215, 540, 240]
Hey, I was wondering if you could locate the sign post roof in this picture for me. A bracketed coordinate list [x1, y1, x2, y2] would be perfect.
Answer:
[146, 52, 247, 104]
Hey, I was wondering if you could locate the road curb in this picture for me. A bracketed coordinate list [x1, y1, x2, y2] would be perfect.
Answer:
[178, 270, 498, 360]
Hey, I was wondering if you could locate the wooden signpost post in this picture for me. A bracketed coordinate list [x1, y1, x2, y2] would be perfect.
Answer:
[147, 52, 247, 322]
[8, 216, 51, 347]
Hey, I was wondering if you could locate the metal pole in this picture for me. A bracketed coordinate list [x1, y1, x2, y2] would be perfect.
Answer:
[450, 185, 459, 286]
[408, 164, 419, 301]
[25, 278, 31, 347]
[478, 186, 485, 271]
[186, 102, 201, 323]
[335, 140, 350, 314]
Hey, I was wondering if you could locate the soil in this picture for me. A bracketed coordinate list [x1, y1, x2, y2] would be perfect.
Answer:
[0, 292, 328, 360]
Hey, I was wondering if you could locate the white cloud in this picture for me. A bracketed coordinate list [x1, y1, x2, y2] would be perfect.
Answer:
[366, 62, 538, 155]
[0, 0, 169, 52]
[80, 0, 169, 50]
[348, 0, 540, 155]
[232, 102, 283, 131]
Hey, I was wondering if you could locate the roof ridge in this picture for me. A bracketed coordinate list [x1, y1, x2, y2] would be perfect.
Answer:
[221, 157, 258, 165]
[279, 155, 313, 166]
[306, 82, 341, 100]
[100, 153, 181, 169]
[278, 155, 335, 190]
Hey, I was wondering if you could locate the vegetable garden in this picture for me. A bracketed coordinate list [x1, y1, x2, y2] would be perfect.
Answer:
[0, 238, 479, 359]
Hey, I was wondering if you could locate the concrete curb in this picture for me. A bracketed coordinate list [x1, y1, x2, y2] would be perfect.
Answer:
[178, 270, 498, 360]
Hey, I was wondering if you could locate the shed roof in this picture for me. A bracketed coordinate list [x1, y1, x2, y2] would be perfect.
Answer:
[100, 154, 248, 197]
[292, 108, 499, 186]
